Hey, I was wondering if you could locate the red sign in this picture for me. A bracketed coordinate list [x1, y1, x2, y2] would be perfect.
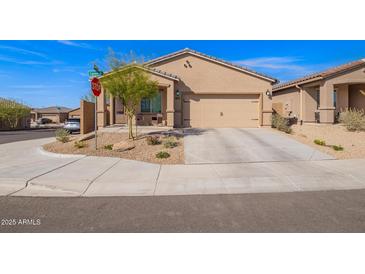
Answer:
[91, 77, 102, 97]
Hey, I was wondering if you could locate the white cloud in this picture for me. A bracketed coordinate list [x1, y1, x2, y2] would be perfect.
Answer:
[233, 56, 320, 81]
[57, 40, 95, 49]
[234, 56, 305, 70]
[10, 84, 72, 89]
[0, 45, 48, 58]
[0, 55, 62, 65]
[52, 68, 74, 73]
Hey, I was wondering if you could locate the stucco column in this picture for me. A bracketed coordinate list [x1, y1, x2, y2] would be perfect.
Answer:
[319, 82, 335, 123]
[166, 84, 175, 127]
[109, 96, 115, 125]
[96, 86, 107, 128]
[261, 90, 273, 127]
[299, 87, 303, 121]
[336, 84, 349, 112]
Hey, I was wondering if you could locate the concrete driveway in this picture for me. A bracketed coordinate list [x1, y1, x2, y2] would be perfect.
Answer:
[183, 128, 334, 164]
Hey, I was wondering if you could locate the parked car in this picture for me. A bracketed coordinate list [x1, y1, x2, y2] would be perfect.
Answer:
[37, 117, 53, 124]
[64, 118, 80, 133]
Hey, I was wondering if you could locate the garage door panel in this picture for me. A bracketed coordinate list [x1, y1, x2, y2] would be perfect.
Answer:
[183, 94, 259, 128]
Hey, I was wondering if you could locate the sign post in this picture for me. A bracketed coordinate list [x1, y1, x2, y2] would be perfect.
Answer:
[91, 77, 102, 150]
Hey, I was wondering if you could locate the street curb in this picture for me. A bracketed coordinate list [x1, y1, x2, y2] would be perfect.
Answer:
[37, 146, 85, 158]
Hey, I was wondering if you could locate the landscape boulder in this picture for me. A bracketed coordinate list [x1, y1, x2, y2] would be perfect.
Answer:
[112, 140, 135, 152]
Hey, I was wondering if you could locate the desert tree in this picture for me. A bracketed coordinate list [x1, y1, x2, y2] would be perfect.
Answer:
[100, 49, 158, 139]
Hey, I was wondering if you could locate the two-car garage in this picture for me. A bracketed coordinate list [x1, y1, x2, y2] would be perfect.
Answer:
[143, 48, 277, 128]
[183, 94, 260, 128]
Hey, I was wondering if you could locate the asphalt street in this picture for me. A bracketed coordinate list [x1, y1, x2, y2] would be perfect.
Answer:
[0, 129, 56, 144]
[1, 189, 365, 232]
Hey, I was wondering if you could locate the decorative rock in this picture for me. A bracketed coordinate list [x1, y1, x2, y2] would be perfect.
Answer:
[76, 132, 95, 142]
[112, 141, 135, 152]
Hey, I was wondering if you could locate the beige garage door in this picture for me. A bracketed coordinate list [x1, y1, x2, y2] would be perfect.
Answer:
[183, 94, 259, 128]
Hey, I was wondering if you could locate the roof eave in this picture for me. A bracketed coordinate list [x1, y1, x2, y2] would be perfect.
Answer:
[273, 76, 323, 92]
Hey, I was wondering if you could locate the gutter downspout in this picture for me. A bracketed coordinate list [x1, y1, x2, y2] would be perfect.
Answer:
[295, 85, 303, 125]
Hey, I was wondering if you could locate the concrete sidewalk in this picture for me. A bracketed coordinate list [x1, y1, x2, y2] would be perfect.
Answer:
[1, 138, 365, 197]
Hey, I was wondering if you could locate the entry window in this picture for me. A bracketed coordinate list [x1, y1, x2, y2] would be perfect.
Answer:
[140, 92, 162, 113]
[140, 98, 151, 112]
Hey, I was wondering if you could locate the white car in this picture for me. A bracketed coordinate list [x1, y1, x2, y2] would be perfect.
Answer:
[63, 118, 80, 133]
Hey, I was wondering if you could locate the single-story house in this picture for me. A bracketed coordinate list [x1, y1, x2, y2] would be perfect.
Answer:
[31, 106, 72, 123]
[97, 48, 278, 128]
[272, 58, 365, 123]
[68, 107, 81, 119]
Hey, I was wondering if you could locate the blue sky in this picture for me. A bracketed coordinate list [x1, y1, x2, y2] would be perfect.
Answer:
[0, 40, 364, 108]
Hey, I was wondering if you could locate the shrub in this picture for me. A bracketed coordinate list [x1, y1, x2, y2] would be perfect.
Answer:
[332, 145, 344, 151]
[156, 151, 170, 159]
[272, 113, 292, 134]
[0, 98, 31, 129]
[55, 128, 70, 143]
[146, 135, 161, 145]
[104, 144, 113, 150]
[339, 108, 365, 131]
[314, 139, 326, 146]
[74, 141, 87, 149]
[163, 138, 178, 149]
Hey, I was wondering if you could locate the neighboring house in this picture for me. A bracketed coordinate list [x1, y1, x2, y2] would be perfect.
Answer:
[68, 107, 81, 119]
[273, 58, 365, 124]
[97, 48, 278, 128]
[31, 106, 72, 123]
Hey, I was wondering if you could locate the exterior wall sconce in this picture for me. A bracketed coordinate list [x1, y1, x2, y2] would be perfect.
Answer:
[176, 90, 181, 97]
[265, 89, 272, 99]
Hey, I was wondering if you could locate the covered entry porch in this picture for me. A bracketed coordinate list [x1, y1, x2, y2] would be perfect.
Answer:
[109, 85, 170, 127]
[315, 82, 365, 123]
[96, 67, 178, 128]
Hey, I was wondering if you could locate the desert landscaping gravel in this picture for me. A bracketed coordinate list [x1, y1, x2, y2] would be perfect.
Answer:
[43, 132, 184, 164]
[278, 124, 365, 159]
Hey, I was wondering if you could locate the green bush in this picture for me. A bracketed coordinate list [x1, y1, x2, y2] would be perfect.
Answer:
[55, 128, 70, 143]
[163, 138, 178, 149]
[104, 144, 113, 150]
[314, 139, 326, 146]
[332, 145, 344, 151]
[272, 113, 292, 134]
[146, 135, 161, 145]
[0, 98, 31, 129]
[156, 151, 170, 159]
[339, 108, 365, 131]
[74, 141, 87, 149]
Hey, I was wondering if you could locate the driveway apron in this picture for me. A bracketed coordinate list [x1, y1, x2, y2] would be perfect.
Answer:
[183, 128, 334, 164]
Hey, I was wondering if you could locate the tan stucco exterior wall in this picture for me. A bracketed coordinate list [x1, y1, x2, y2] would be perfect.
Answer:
[68, 108, 80, 118]
[38, 113, 68, 123]
[272, 87, 300, 118]
[149, 53, 274, 127]
[80, 100, 95, 135]
[302, 87, 319, 122]
[349, 84, 365, 110]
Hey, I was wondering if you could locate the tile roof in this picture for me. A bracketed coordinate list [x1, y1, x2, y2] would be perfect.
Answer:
[148, 67, 179, 80]
[32, 106, 72, 113]
[145, 48, 278, 83]
[273, 58, 365, 91]
[100, 65, 179, 81]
